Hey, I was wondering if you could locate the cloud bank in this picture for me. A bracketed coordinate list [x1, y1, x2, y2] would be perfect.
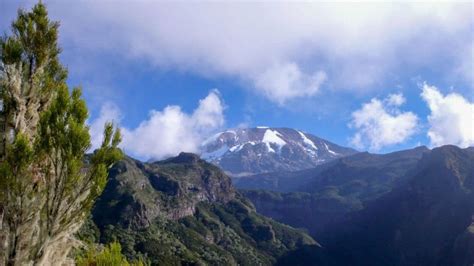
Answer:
[38, 1, 472, 104]
[89, 91, 225, 160]
[350, 93, 418, 151]
[421, 83, 474, 148]
[254, 63, 327, 105]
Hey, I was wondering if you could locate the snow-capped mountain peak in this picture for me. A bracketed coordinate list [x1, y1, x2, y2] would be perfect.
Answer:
[200, 127, 356, 176]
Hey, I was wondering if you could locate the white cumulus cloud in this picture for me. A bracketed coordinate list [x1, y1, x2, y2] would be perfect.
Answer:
[421, 83, 474, 148]
[386, 93, 406, 106]
[89, 91, 225, 160]
[254, 63, 327, 105]
[350, 93, 418, 151]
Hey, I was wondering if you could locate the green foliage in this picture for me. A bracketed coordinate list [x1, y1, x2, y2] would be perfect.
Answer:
[0, 2, 123, 265]
[82, 155, 316, 265]
[77, 215, 101, 244]
[0, 133, 35, 214]
[0, 2, 66, 84]
[76, 242, 147, 266]
[93, 201, 315, 265]
[1, 133, 33, 175]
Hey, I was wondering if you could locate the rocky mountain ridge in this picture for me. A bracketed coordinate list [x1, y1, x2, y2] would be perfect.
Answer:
[93, 153, 235, 228]
[87, 152, 318, 265]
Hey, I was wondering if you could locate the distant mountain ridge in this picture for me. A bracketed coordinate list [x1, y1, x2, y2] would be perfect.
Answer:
[200, 127, 357, 176]
[236, 145, 430, 192]
[319, 145, 474, 265]
[241, 146, 430, 236]
[240, 145, 474, 265]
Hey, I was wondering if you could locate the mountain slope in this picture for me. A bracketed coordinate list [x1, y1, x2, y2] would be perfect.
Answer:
[201, 127, 357, 176]
[88, 153, 318, 265]
[241, 146, 429, 236]
[319, 145, 474, 266]
[236, 146, 429, 192]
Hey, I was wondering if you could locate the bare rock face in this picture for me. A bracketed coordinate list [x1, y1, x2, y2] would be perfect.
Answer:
[200, 127, 357, 176]
[93, 152, 235, 228]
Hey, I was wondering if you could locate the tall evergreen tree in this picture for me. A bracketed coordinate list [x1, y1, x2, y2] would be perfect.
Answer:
[0, 3, 122, 265]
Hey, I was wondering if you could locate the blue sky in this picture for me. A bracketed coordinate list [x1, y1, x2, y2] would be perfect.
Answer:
[1, 1, 473, 159]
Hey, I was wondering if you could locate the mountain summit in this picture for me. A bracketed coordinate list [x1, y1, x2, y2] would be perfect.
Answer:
[201, 127, 357, 176]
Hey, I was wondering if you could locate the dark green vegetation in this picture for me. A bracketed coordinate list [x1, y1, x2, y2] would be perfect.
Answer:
[0, 3, 122, 265]
[82, 153, 318, 265]
[241, 146, 474, 265]
[76, 242, 146, 266]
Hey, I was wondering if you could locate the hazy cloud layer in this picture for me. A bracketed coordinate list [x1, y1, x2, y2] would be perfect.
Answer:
[421, 83, 474, 148]
[89, 91, 225, 160]
[37, 1, 473, 104]
[350, 93, 419, 151]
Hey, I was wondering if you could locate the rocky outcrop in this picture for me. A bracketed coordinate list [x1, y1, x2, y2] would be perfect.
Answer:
[93, 152, 235, 228]
[87, 152, 317, 265]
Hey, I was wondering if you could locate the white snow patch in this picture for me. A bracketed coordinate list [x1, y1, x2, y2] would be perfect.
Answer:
[297, 131, 318, 157]
[323, 142, 338, 156]
[229, 141, 256, 152]
[257, 126, 269, 129]
[298, 131, 318, 150]
[262, 129, 286, 152]
[229, 145, 240, 152]
[265, 143, 276, 153]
